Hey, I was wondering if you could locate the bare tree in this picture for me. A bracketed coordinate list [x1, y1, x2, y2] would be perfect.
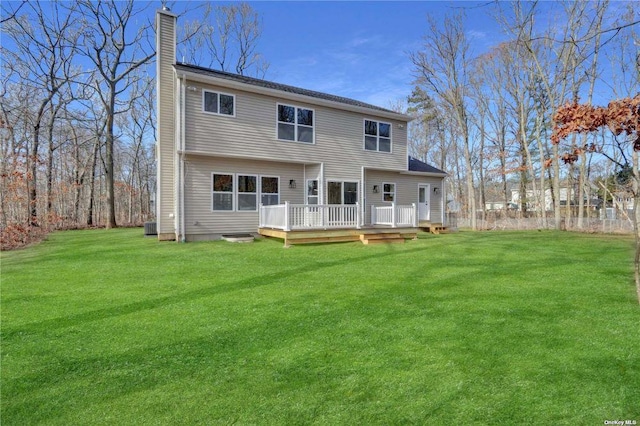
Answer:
[178, 2, 269, 77]
[75, 0, 155, 229]
[2, 1, 80, 226]
[411, 12, 477, 229]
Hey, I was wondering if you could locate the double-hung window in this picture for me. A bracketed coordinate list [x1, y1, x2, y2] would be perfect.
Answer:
[364, 119, 391, 152]
[212, 174, 234, 211]
[383, 183, 395, 202]
[203, 90, 235, 116]
[237, 175, 257, 211]
[277, 104, 314, 143]
[261, 176, 279, 206]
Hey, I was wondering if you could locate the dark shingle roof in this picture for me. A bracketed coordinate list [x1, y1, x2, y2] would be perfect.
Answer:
[175, 62, 404, 116]
[408, 157, 447, 175]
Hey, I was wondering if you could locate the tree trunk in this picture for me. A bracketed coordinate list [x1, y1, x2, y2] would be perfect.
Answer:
[633, 150, 640, 304]
[105, 90, 117, 229]
[87, 139, 99, 226]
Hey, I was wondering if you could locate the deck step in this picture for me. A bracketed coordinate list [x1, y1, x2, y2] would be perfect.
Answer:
[359, 233, 402, 241]
[361, 237, 405, 245]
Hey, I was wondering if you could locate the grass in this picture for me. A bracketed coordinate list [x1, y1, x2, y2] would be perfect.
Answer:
[1, 228, 639, 425]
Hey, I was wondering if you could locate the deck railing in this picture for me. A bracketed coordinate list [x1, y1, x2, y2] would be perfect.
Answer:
[371, 203, 417, 228]
[259, 202, 361, 231]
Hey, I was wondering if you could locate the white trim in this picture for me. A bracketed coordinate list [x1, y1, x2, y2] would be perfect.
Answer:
[237, 174, 258, 212]
[326, 180, 359, 205]
[306, 179, 319, 205]
[276, 102, 315, 144]
[260, 175, 280, 206]
[363, 118, 393, 153]
[202, 89, 236, 117]
[382, 182, 396, 203]
[211, 172, 235, 212]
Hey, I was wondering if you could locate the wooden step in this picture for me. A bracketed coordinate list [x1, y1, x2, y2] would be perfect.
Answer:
[359, 233, 402, 241]
[361, 237, 405, 245]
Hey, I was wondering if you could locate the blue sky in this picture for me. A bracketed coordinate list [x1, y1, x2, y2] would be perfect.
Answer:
[247, 1, 505, 108]
[175, 1, 514, 109]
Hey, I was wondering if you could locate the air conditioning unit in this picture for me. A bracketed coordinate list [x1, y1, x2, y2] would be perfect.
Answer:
[144, 222, 157, 236]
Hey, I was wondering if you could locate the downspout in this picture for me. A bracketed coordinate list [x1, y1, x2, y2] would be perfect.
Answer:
[320, 162, 325, 204]
[361, 166, 365, 227]
[178, 74, 186, 242]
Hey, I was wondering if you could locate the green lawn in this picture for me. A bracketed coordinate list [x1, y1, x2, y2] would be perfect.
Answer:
[1, 228, 638, 425]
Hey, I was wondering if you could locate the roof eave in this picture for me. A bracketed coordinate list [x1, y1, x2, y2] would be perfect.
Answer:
[175, 66, 413, 123]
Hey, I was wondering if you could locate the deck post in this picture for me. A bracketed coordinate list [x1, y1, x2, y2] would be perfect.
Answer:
[391, 202, 397, 228]
[356, 202, 362, 229]
[258, 203, 263, 227]
[412, 203, 418, 227]
[284, 201, 291, 231]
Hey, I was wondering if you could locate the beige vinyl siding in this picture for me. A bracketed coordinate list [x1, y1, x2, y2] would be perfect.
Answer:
[184, 155, 305, 238]
[156, 11, 177, 237]
[182, 82, 408, 181]
[364, 170, 445, 224]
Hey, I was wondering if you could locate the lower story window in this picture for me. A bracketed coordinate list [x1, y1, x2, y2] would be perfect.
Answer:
[383, 182, 395, 202]
[237, 175, 257, 211]
[307, 179, 319, 205]
[328, 181, 358, 205]
[212, 174, 234, 211]
[261, 176, 279, 206]
[213, 173, 281, 211]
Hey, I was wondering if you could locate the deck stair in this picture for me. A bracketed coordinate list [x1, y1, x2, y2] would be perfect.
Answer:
[258, 227, 418, 247]
[419, 221, 448, 234]
[359, 232, 404, 245]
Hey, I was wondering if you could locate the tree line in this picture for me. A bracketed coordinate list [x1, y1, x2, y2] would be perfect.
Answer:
[407, 1, 638, 231]
[0, 1, 266, 248]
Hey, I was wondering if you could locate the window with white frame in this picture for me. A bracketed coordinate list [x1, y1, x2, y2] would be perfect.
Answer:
[383, 182, 395, 202]
[212, 174, 234, 210]
[261, 176, 279, 206]
[307, 179, 319, 204]
[328, 181, 358, 205]
[364, 119, 391, 152]
[213, 174, 281, 211]
[203, 90, 235, 116]
[277, 104, 314, 143]
[237, 175, 257, 211]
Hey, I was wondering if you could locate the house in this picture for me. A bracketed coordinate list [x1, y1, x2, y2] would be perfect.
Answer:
[155, 9, 447, 243]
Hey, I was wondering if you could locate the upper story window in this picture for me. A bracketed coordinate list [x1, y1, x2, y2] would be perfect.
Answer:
[364, 119, 391, 153]
[203, 90, 235, 116]
[277, 104, 314, 143]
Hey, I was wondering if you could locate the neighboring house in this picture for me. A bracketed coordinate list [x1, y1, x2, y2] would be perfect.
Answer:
[511, 187, 575, 211]
[155, 9, 446, 242]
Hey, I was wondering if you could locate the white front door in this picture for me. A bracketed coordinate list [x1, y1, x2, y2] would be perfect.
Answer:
[418, 184, 430, 221]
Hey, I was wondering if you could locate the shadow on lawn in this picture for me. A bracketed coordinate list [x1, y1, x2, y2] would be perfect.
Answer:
[3, 244, 433, 338]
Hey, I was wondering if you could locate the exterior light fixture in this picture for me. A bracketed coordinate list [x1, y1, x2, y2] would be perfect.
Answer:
[289, 179, 296, 189]
[373, 185, 379, 193]
[433, 187, 440, 194]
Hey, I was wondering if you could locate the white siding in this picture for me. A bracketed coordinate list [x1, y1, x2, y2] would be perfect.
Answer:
[365, 170, 445, 224]
[184, 156, 305, 238]
[182, 82, 408, 181]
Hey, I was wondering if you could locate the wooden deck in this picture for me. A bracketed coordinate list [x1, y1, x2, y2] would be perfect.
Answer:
[258, 226, 419, 247]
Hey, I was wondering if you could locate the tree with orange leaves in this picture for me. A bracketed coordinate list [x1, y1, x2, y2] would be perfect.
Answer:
[552, 94, 640, 303]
